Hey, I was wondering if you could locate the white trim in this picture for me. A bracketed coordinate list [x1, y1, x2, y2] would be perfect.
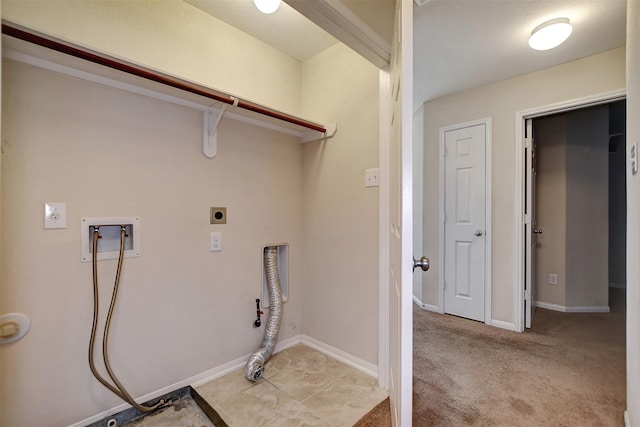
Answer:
[485, 118, 493, 325]
[438, 121, 445, 312]
[69, 334, 377, 426]
[439, 117, 492, 324]
[284, 0, 391, 68]
[489, 319, 519, 332]
[68, 335, 303, 427]
[514, 88, 626, 332]
[413, 106, 425, 303]
[300, 335, 379, 379]
[535, 301, 611, 313]
[625, 410, 630, 427]
[412, 295, 441, 312]
[377, 68, 391, 390]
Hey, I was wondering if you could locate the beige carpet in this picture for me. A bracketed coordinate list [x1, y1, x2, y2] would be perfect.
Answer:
[356, 289, 626, 426]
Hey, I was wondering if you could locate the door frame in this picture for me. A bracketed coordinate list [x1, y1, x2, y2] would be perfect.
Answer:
[438, 117, 492, 324]
[514, 88, 626, 332]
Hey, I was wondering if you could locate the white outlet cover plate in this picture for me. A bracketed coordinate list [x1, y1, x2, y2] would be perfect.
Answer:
[44, 203, 67, 229]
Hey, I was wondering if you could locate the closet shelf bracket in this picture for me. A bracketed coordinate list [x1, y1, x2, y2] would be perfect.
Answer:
[301, 123, 338, 144]
[203, 103, 232, 158]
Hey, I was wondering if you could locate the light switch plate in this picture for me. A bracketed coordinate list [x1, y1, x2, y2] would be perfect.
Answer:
[365, 168, 379, 187]
[44, 203, 67, 229]
[209, 232, 222, 252]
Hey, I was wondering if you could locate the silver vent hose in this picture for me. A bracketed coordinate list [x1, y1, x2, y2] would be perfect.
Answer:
[245, 246, 283, 381]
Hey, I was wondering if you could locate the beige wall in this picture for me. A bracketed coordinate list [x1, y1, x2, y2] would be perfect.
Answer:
[535, 107, 610, 310]
[2, 0, 302, 116]
[535, 115, 567, 307]
[422, 47, 625, 325]
[0, 4, 383, 426]
[564, 106, 609, 308]
[300, 43, 380, 364]
[1, 59, 304, 426]
[626, 0, 639, 424]
[609, 126, 626, 288]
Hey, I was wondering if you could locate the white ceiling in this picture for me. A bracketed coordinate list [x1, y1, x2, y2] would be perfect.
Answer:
[185, 0, 338, 61]
[414, 0, 627, 109]
[185, 0, 627, 110]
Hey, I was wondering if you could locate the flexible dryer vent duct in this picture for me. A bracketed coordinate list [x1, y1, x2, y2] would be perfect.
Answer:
[245, 246, 283, 381]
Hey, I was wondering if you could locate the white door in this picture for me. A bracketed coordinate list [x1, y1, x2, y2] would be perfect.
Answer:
[443, 123, 486, 322]
[388, 0, 413, 426]
[525, 118, 537, 328]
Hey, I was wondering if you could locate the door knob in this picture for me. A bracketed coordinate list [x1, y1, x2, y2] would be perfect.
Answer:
[474, 230, 483, 236]
[413, 256, 430, 272]
[533, 228, 543, 234]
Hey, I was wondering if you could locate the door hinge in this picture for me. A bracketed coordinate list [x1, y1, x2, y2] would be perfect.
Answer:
[525, 137, 532, 149]
[525, 289, 531, 300]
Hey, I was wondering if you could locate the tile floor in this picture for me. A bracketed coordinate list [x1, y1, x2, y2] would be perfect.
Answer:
[196, 344, 388, 427]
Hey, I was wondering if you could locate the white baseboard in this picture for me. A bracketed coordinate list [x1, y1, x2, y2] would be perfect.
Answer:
[489, 319, 518, 332]
[412, 295, 441, 312]
[535, 301, 610, 313]
[300, 334, 378, 379]
[70, 335, 303, 427]
[625, 410, 630, 427]
[69, 334, 375, 426]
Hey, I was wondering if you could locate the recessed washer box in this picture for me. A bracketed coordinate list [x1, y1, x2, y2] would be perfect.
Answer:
[81, 217, 140, 262]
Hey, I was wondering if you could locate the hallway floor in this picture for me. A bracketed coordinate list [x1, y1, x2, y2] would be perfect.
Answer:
[412, 288, 626, 425]
[196, 345, 388, 427]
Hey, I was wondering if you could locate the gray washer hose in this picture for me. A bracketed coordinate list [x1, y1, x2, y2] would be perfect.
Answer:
[245, 246, 283, 381]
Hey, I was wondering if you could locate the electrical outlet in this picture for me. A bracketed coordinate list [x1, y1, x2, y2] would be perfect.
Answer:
[44, 203, 67, 229]
[549, 273, 558, 286]
[209, 232, 222, 252]
[365, 168, 379, 187]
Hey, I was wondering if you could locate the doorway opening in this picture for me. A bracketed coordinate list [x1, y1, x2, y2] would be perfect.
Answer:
[516, 92, 627, 331]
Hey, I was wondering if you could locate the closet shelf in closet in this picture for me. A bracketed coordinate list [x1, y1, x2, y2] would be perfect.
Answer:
[2, 21, 337, 158]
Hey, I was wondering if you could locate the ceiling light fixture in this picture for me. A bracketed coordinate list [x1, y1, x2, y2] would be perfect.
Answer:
[528, 18, 573, 51]
[254, 0, 281, 14]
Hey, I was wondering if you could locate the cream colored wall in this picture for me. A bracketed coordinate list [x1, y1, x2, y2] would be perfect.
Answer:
[626, 0, 639, 424]
[535, 107, 610, 310]
[2, 0, 302, 116]
[422, 47, 626, 325]
[1, 59, 304, 426]
[565, 106, 609, 308]
[609, 130, 627, 288]
[341, 0, 394, 45]
[300, 43, 380, 364]
[0, 3, 384, 425]
[535, 115, 567, 307]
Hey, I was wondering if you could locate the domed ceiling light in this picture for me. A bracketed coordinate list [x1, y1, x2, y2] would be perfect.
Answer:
[528, 18, 573, 51]
[254, 0, 281, 14]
